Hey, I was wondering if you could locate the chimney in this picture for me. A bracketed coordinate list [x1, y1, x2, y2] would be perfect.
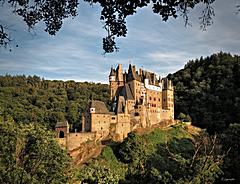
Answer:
[139, 68, 142, 76]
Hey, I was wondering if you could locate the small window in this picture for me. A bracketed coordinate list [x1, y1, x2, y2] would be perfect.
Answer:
[112, 117, 115, 120]
[149, 97, 152, 100]
[159, 98, 160, 102]
[134, 112, 139, 116]
[154, 97, 156, 101]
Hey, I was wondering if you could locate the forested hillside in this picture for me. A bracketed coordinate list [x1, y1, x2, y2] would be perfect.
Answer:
[168, 52, 240, 133]
[75, 126, 226, 183]
[1, 52, 240, 183]
[0, 75, 110, 130]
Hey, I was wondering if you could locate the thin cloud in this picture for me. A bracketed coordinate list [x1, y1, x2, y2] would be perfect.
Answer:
[0, 0, 239, 83]
[146, 51, 193, 62]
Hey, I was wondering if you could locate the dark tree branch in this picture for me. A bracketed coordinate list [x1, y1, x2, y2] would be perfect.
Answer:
[200, 2, 215, 31]
[0, 24, 12, 49]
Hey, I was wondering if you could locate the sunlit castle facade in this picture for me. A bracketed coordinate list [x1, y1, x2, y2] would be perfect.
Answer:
[81, 64, 174, 140]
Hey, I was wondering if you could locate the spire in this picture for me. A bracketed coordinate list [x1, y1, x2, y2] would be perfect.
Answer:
[116, 64, 123, 81]
[109, 67, 116, 76]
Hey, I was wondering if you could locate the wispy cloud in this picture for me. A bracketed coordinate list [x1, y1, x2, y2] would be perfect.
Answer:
[0, 0, 239, 82]
[146, 51, 193, 62]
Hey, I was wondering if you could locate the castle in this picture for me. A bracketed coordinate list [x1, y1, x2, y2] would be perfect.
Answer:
[55, 64, 175, 151]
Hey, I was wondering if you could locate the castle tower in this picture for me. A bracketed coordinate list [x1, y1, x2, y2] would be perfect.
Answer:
[117, 64, 124, 82]
[162, 78, 174, 119]
[109, 64, 125, 101]
[109, 67, 117, 101]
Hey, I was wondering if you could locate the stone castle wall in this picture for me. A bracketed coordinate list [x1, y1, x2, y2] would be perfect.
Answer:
[91, 114, 110, 137]
[67, 132, 96, 151]
[115, 113, 131, 140]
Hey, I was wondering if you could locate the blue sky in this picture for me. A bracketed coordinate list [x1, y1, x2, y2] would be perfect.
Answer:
[0, 0, 239, 83]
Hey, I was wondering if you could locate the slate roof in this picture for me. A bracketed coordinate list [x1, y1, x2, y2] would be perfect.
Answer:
[109, 67, 116, 76]
[127, 64, 141, 82]
[119, 85, 134, 100]
[90, 100, 110, 114]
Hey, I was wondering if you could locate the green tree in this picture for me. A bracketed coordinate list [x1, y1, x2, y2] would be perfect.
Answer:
[169, 53, 240, 133]
[0, 120, 71, 184]
[220, 124, 240, 182]
[0, 75, 109, 130]
[124, 132, 224, 184]
[177, 112, 192, 122]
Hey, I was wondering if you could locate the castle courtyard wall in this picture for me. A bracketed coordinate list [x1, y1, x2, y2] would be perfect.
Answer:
[67, 132, 96, 151]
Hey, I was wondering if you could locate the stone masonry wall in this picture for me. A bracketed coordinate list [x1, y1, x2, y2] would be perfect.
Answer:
[67, 132, 96, 151]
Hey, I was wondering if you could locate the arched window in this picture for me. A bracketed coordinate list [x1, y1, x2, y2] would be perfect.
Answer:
[59, 131, 64, 138]
[134, 112, 139, 116]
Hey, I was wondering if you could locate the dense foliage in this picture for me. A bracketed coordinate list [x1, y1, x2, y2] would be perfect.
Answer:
[168, 52, 240, 133]
[76, 126, 225, 183]
[0, 116, 71, 183]
[0, 75, 110, 131]
[220, 124, 240, 182]
[1, 52, 240, 183]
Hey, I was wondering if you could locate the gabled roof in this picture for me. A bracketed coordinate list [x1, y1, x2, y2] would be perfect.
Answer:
[55, 121, 69, 128]
[90, 100, 109, 114]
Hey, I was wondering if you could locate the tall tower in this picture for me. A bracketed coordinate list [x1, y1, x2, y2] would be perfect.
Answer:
[109, 64, 125, 101]
[117, 64, 124, 82]
[109, 67, 117, 101]
[162, 78, 174, 119]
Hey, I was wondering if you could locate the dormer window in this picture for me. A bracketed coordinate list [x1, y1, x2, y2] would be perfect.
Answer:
[109, 76, 115, 81]
[90, 108, 95, 113]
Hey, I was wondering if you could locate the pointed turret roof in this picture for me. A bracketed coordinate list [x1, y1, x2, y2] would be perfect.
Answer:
[109, 67, 116, 76]
[127, 64, 141, 81]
